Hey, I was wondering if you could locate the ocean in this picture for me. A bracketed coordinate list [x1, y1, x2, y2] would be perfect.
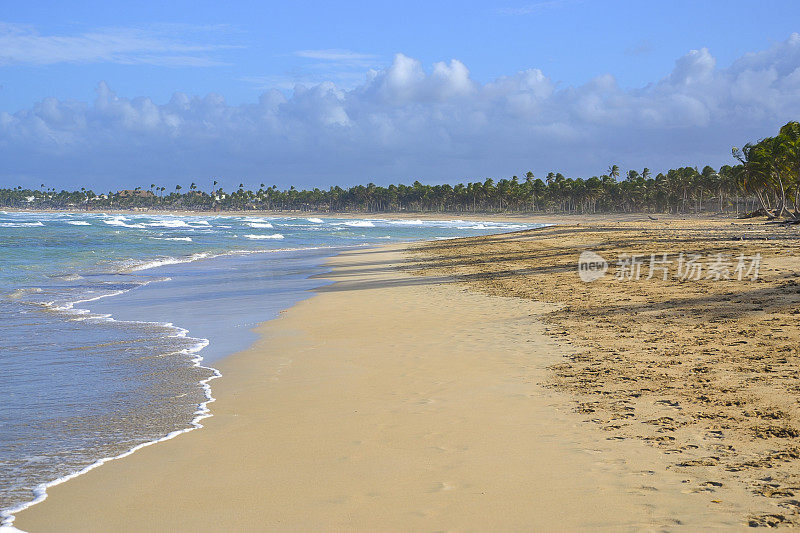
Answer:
[0, 210, 543, 528]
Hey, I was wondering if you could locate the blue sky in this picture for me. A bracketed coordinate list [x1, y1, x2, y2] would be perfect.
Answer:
[1, 0, 799, 189]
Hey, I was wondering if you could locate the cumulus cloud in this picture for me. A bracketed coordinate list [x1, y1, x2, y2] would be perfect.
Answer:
[0, 22, 238, 66]
[2, 35, 800, 189]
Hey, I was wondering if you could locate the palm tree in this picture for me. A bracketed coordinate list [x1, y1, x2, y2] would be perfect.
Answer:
[13, 123, 800, 216]
[734, 141, 781, 217]
[776, 121, 800, 218]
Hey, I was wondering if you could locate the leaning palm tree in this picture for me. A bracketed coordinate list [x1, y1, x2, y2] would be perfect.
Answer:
[607, 164, 620, 180]
[734, 143, 778, 217]
[776, 121, 800, 218]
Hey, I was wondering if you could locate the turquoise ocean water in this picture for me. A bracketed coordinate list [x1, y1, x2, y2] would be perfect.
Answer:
[0, 210, 542, 528]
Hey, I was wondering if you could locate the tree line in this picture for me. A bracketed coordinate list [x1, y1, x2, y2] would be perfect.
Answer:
[2, 121, 798, 219]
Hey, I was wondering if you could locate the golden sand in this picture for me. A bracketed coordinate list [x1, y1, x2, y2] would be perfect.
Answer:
[412, 216, 800, 527]
[15, 241, 752, 531]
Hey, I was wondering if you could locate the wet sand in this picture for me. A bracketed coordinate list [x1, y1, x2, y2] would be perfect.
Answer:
[14, 241, 749, 531]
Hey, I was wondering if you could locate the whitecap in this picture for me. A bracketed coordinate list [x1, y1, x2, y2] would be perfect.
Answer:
[244, 234, 284, 240]
[66, 221, 91, 226]
[103, 217, 144, 229]
[126, 252, 215, 272]
[247, 222, 273, 229]
[387, 219, 424, 225]
[306, 218, 324, 223]
[0, 222, 44, 228]
[144, 220, 190, 228]
[344, 220, 375, 227]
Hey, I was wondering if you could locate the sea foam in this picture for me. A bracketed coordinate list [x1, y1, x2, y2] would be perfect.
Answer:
[144, 220, 191, 228]
[0, 222, 44, 228]
[344, 220, 375, 227]
[103, 217, 144, 229]
[126, 252, 215, 272]
[244, 234, 284, 240]
[0, 269, 220, 532]
[0, 330, 219, 532]
[0, 211, 541, 530]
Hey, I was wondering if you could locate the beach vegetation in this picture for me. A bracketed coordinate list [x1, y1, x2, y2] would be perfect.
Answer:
[2, 122, 798, 219]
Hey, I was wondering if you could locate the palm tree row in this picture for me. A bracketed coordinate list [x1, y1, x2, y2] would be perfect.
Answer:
[2, 121, 796, 217]
[0, 167, 756, 215]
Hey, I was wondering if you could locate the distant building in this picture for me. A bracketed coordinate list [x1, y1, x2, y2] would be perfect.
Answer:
[117, 190, 155, 198]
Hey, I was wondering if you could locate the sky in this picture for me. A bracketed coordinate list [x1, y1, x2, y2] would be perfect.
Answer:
[1, 0, 799, 191]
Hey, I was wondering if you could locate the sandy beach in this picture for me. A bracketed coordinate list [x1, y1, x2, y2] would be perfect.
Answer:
[412, 216, 800, 527]
[5, 1, 799, 529]
[13, 232, 763, 531]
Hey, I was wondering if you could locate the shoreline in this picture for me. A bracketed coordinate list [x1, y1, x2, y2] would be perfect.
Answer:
[0, 209, 552, 527]
[0, 337, 220, 532]
[14, 241, 750, 531]
[0, 206, 739, 225]
[0, 267, 223, 531]
[1, 247, 339, 530]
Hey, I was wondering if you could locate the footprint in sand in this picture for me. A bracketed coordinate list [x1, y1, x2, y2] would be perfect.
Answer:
[430, 482, 456, 492]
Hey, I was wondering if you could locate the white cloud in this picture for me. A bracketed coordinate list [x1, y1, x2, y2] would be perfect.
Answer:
[0, 22, 238, 66]
[2, 34, 800, 189]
